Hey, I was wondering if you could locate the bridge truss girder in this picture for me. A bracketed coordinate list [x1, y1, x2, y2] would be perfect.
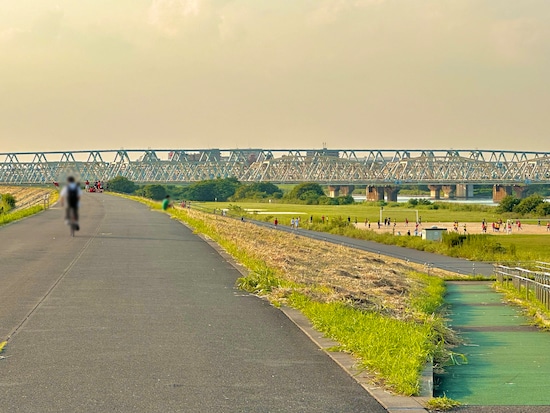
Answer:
[0, 149, 549, 186]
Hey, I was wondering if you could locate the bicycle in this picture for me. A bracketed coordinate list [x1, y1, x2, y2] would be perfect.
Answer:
[67, 207, 79, 237]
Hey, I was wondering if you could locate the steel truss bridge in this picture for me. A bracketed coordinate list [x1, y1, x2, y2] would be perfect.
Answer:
[1, 149, 550, 186]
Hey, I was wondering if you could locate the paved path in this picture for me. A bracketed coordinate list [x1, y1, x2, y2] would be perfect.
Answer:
[240, 218, 494, 276]
[437, 282, 550, 406]
[0, 195, 386, 412]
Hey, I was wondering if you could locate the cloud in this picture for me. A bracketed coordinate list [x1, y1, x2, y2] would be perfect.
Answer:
[1, 1, 550, 152]
[148, 0, 202, 36]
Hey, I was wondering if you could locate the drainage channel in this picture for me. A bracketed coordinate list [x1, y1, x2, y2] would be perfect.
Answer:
[435, 281, 550, 405]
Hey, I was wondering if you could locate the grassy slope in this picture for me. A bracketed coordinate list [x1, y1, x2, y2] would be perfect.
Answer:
[0, 188, 59, 226]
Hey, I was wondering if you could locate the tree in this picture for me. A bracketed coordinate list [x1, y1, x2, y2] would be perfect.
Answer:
[288, 183, 325, 200]
[232, 182, 283, 200]
[536, 202, 550, 216]
[142, 184, 167, 200]
[513, 194, 544, 215]
[181, 178, 241, 201]
[107, 176, 137, 194]
[497, 195, 520, 213]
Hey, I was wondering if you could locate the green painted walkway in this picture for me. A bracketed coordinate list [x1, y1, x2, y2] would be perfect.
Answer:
[436, 282, 550, 405]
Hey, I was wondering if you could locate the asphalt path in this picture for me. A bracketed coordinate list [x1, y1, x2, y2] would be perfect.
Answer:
[239, 218, 495, 277]
[0, 194, 387, 413]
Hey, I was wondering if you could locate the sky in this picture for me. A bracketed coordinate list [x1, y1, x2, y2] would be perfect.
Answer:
[1, 0, 549, 153]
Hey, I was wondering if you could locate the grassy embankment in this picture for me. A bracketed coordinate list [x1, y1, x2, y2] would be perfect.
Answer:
[494, 281, 550, 330]
[0, 187, 59, 226]
[122, 195, 459, 397]
[196, 201, 550, 263]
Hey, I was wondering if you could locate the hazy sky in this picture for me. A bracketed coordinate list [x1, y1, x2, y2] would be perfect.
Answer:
[1, 1, 549, 152]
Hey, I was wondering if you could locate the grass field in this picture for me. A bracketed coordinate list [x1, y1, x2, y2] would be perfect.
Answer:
[193, 201, 550, 263]
[197, 201, 501, 224]
[496, 235, 550, 262]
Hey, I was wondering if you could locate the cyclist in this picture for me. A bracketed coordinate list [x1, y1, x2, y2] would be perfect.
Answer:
[60, 176, 82, 231]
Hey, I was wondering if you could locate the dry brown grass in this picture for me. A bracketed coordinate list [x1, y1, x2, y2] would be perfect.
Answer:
[0, 186, 55, 210]
[189, 209, 456, 319]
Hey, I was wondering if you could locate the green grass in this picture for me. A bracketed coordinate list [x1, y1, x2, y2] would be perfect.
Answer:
[425, 395, 462, 411]
[0, 205, 45, 226]
[495, 235, 550, 262]
[198, 200, 496, 224]
[408, 272, 446, 315]
[288, 292, 437, 395]
[494, 281, 550, 330]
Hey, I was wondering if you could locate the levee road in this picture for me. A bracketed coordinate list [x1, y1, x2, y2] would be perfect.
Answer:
[0, 194, 386, 412]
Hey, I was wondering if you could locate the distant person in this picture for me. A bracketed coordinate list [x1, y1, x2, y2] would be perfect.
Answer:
[162, 195, 172, 211]
[274, 218, 278, 227]
[60, 176, 82, 231]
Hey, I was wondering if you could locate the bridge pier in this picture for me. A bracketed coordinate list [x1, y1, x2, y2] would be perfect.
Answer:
[513, 185, 528, 199]
[456, 184, 474, 199]
[442, 185, 455, 199]
[328, 186, 340, 198]
[492, 185, 512, 202]
[492, 185, 527, 202]
[366, 186, 384, 201]
[339, 185, 355, 197]
[428, 185, 441, 200]
[384, 186, 399, 202]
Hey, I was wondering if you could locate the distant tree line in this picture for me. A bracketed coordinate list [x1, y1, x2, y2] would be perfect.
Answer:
[105, 176, 354, 205]
[497, 194, 550, 216]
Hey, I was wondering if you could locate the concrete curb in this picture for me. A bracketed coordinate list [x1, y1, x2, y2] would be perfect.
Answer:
[177, 219, 430, 413]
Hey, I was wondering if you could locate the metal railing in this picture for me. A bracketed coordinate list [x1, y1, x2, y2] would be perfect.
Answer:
[494, 263, 550, 310]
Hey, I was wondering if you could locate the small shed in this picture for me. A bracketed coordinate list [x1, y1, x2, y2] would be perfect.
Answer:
[422, 226, 447, 242]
